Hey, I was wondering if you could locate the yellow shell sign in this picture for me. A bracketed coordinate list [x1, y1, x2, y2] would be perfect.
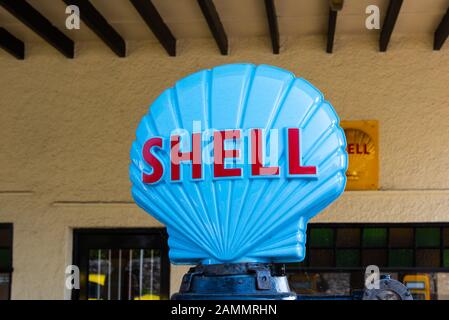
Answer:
[340, 120, 379, 190]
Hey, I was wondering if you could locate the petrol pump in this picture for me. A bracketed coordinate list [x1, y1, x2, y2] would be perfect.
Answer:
[129, 63, 411, 300]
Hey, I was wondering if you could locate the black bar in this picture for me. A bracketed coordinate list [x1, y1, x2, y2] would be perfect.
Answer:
[0, 27, 24, 59]
[130, 0, 176, 56]
[63, 0, 126, 57]
[197, 0, 228, 55]
[379, 0, 403, 52]
[0, 0, 74, 58]
[434, 7, 449, 50]
[327, 9, 337, 53]
[264, 0, 280, 54]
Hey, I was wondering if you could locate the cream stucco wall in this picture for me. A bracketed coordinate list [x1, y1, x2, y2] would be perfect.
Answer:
[1, 35, 449, 299]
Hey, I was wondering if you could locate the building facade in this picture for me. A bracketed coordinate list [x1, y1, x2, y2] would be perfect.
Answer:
[1, 0, 449, 300]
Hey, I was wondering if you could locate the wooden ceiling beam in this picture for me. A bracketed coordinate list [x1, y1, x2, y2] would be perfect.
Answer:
[379, 0, 403, 52]
[0, 27, 25, 59]
[197, 0, 228, 55]
[63, 0, 126, 57]
[326, 9, 338, 53]
[0, 0, 74, 58]
[434, 7, 449, 50]
[264, 0, 280, 54]
[130, 0, 176, 56]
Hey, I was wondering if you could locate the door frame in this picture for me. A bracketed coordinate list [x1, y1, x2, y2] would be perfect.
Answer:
[71, 228, 170, 300]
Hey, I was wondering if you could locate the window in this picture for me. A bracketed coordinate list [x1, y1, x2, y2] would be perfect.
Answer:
[72, 229, 170, 300]
[0, 224, 13, 300]
[287, 223, 449, 300]
[291, 223, 449, 270]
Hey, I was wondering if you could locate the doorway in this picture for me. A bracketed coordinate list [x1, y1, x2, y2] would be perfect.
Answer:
[72, 228, 170, 300]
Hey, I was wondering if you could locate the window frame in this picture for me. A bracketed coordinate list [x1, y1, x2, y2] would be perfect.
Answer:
[0, 223, 13, 300]
[287, 222, 449, 273]
[71, 228, 170, 300]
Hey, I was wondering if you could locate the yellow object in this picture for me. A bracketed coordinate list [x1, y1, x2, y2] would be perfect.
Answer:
[88, 274, 106, 286]
[340, 120, 379, 190]
[134, 294, 161, 300]
[403, 274, 431, 300]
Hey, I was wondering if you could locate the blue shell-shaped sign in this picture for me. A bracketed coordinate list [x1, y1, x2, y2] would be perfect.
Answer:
[130, 64, 348, 265]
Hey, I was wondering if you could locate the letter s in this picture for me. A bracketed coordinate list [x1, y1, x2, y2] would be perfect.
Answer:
[142, 138, 164, 184]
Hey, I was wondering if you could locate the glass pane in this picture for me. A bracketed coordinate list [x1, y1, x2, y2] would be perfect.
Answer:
[362, 228, 387, 247]
[389, 228, 414, 248]
[444, 250, 449, 268]
[132, 249, 161, 300]
[416, 249, 441, 268]
[336, 249, 359, 267]
[389, 249, 413, 267]
[309, 228, 334, 248]
[309, 249, 334, 267]
[0, 249, 10, 270]
[416, 228, 440, 248]
[0, 273, 10, 300]
[361, 249, 387, 267]
[350, 271, 366, 292]
[0, 229, 11, 247]
[288, 272, 350, 296]
[288, 272, 328, 294]
[443, 228, 449, 247]
[88, 249, 109, 300]
[336, 228, 360, 248]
